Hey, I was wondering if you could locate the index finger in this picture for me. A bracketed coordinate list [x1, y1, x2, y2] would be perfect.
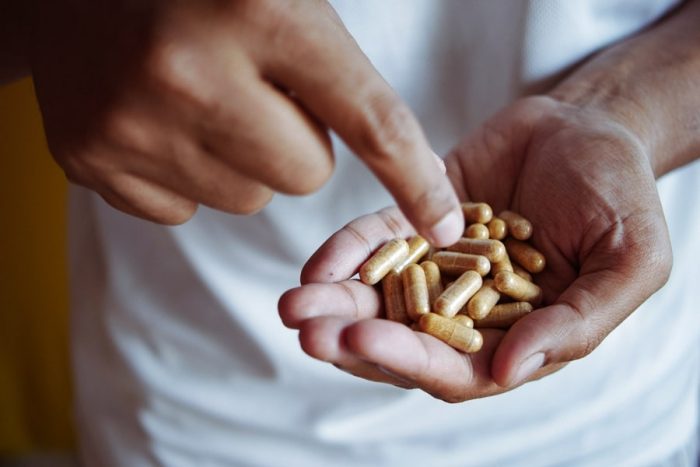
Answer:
[257, 2, 463, 246]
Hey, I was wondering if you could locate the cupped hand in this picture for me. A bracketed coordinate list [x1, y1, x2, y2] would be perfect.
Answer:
[279, 96, 672, 402]
[31, 0, 462, 245]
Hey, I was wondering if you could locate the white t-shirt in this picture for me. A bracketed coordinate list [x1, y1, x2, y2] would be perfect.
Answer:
[69, 1, 699, 466]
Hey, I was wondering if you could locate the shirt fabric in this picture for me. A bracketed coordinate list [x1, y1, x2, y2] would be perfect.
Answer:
[69, 1, 699, 466]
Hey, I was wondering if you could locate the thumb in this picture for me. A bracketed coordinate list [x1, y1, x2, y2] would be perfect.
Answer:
[491, 212, 672, 387]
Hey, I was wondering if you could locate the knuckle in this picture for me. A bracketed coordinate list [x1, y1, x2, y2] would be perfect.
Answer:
[357, 95, 420, 164]
[231, 187, 274, 215]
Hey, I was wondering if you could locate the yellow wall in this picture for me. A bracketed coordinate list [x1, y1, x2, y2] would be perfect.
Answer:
[0, 78, 74, 454]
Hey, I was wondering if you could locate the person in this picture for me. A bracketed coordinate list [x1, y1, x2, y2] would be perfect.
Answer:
[3, 0, 699, 465]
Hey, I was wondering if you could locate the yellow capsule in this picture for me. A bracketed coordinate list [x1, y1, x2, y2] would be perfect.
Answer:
[490, 252, 514, 275]
[420, 261, 443, 308]
[499, 210, 533, 240]
[461, 202, 493, 224]
[453, 314, 474, 328]
[433, 270, 483, 317]
[512, 263, 533, 282]
[474, 302, 533, 329]
[419, 313, 483, 353]
[504, 238, 546, 274]
[393, 235, 431, 273]
[494, 271, 543, 306]
[487, 217, 508, 240]
[360, 238, 409, 285]
[465, 223, 490, 239]
[402, 264, 430, 320]
[466, 279, 501, 319]
[446, 238, 506, 263]
[432, 251, 491, 277]
[382, 271, 411, 325]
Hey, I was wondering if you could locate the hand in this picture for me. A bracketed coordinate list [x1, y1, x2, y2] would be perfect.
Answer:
[30, 0, 462, 245]
[279, 96, 672, 402]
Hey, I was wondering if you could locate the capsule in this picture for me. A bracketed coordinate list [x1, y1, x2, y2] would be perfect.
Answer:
[432, 251, 491, 277]
[494, 271, 542, 306]
[382, 271, 411, 325]
[512, 264, 533, 282]
[446, 238, 506, 263]
[360, 238, 409, 285]
[402, 264, 430, 320]
[490, 252, 514, 275]
[461, 202, 493, 224]
[433, 270, 483, 317]
[504, 238, 546, 274]
[499, 211, 533, 240]
[487, 217, 508, 240]
[465, 223, 490, 239]
[420, 261, 443, 308]
[419, 313, 483, 353]
[393, 235, 431, 273]
[474, 302, 533, 329]
[466, 279, 501, 319]
[453, 314, 474, 328]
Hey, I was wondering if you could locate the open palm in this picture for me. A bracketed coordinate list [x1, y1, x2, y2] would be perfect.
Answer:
[279, 96, 672, 402]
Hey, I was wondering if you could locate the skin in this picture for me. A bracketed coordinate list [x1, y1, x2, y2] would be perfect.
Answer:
[279, 0, 700, 401]
[1, 0, 464, 246]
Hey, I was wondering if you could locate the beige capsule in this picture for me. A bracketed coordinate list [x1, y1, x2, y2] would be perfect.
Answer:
[494, 271, 543, 306]
[360, 238, 409, 285]
[420, 261, 443, 308]
[419, 313, 483, 353]
[487, 217, 508, 240]
[446, 238, 506, 263]
[433, 270, 483, 317]
[382, 271, 411, 325]
[402, 264, 430, 321]
[466, 279, 501, 320]
[465, 223, 490, 239]
[462, 202, 493, 224]
[393, 235, 431, 273]
[499, 210, 533, 241]
[474, 302, 533, 329]
[491, 252, 514, 275]
[512, 263, 533, 282]
[453, 314, 474, 328]
[432, 251, 491, 277]
[504, 238, 546, 274]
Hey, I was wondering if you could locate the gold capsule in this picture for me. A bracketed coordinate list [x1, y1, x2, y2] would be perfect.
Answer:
[360, 238, 409, 285]
[499, 211, 533, 240]
[504, 238, 546, 274]
[432, 251, 491, 277]
[465, 223, 490, 239]
[494, 271, 542, 306]
[490, 252, 514, 275]
[466, 279, 501, 320]
[453, 314, 474, 328]
[474, 302, 533, 329]
[487, 217, 508, 240]
[382, 272, 411, 325]
[433, 270, 483, 317]
[446, 238, 506, 263]
[420, 261, 443, 307]
[393, 235, 431, 273]
[512, 264, 533, 282]
[461, 202, 493, 224]
[419, 313, 483, 353]
[402, 264, 430, 321]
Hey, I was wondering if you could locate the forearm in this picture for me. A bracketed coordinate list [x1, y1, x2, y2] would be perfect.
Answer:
[0, 0, 31, 83]
[550, 0, 700, 178]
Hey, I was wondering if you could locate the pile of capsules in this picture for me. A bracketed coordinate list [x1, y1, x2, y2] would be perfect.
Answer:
[359, 202, 546, 354]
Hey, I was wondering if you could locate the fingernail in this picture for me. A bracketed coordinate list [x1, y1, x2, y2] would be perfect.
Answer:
[512, 352, 545, 386]
[428, 209, 463, 247]
[433, 152, 446, 174]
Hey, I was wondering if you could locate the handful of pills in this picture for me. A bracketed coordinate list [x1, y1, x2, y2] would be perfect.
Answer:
[359, 203, 546, 354]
